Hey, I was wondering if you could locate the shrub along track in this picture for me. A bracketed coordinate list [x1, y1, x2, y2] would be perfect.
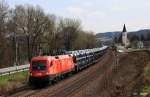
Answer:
[9, 49, 113, 97]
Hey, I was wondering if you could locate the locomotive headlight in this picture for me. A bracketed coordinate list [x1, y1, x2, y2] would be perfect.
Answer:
[46, 72, 49, 75]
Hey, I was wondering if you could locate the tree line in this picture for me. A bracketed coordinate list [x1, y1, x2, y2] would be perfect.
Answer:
[0, 0, 98, 67]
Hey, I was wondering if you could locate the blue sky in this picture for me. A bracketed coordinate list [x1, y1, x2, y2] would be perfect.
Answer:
[7, 0, 150, 33]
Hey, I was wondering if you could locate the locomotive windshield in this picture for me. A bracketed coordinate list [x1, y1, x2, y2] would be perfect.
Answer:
[32, 60, 47, 70]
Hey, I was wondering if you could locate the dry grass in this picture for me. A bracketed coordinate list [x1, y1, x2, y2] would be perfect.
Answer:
[0, 71, 29, 96]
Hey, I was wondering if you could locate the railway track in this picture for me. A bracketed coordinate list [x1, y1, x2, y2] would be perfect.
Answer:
[48, 52, 113, 97]
[9, 50, 114, 97]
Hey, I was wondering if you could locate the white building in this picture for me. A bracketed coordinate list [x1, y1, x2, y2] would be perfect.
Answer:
[122, 24, 130, 47]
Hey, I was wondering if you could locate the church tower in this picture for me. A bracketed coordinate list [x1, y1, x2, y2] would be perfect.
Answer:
[122, 24, 130, 47]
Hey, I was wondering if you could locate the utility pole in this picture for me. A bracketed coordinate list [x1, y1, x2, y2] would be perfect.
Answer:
[14, 32, 18, 66]
[15, 40, 18, 66]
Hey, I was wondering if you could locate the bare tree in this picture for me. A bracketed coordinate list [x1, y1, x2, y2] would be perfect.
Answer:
[0, 0, 8, 32]
[146, 32, 150, 40]
[43, 15, 57, 54]
[0, 0, 9, 66]
[73, 31, 97, 49]
[12, 5, 50, 61]
[0, 1, 98, 67]
[57, 18, 81, 51]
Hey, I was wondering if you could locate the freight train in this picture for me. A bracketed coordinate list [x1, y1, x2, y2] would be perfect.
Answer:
[29, 46, 108, 84]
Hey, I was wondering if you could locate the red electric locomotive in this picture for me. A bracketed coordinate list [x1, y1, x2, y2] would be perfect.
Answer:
[29, 55, 75, 84]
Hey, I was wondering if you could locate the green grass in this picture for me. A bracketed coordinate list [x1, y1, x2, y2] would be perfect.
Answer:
[117, 47, 149, 53]
[0, 71, 29, 86]
[140, 85, 150, 97]
[142, 85, 150, 93]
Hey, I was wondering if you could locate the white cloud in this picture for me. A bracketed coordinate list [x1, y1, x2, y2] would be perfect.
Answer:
[89, 11, 106, 19]
[66, 5, 106, 19]
[111, 5, 128, 12]
[66, 6, 84, 15]
[83, 2, 93, 7]
[110, 0, 150, 12]
[63, 0, 150, 32]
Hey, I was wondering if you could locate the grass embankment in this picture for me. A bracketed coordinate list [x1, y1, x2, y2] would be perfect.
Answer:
[0, 71, 29, 95]
[0, 71, 29, 85]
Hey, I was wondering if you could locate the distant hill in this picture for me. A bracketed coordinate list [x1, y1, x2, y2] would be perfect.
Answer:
[96, 29, 150, 41]
[128, 29, 150, 40]
[96, 32, 121, 41]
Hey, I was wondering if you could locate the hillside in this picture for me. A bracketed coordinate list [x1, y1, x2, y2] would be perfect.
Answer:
[96, 32, 121, 39]
[96, 29, 150, 41]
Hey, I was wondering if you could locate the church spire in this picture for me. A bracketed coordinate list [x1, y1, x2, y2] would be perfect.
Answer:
[122, 24, 127, 32]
